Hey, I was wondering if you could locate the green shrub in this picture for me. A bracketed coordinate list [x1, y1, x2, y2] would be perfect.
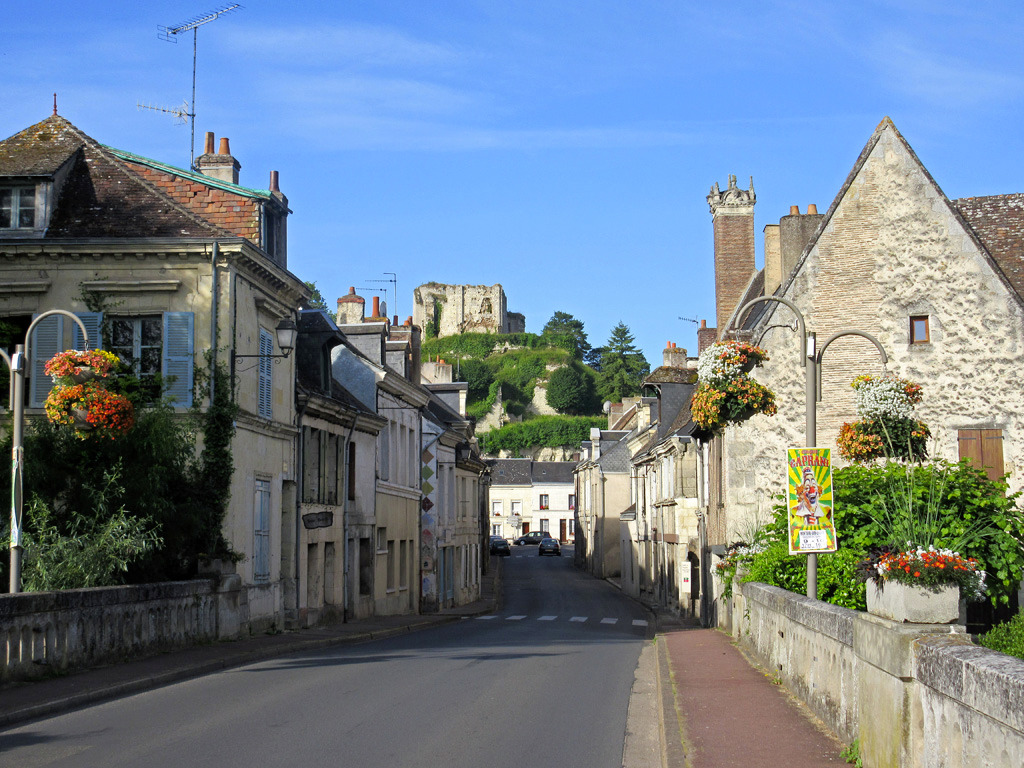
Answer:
[478, 415, 605, 455]
[546, 363, 599, 415]
[979, 612, 1024, 660]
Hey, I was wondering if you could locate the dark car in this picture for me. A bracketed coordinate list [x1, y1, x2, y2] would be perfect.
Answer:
[490, 537, 511, 557]
[538, 537, 561, 557]
[514, 531, 548, 546]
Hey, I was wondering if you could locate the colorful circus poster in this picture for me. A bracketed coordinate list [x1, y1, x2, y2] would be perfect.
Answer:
[787, 448, 837, 555]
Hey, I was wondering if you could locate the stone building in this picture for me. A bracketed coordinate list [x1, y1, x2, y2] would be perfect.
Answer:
[487, 459, 576, 543]
[704, 117, 1024, 549]
[0, 114, 308, 631]
[412, 282, 525, 337]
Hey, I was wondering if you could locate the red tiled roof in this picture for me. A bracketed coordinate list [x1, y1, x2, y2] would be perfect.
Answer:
[955, 194, 1024, 301]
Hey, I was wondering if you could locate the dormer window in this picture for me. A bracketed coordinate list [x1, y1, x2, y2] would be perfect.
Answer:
[0, 185, 35, 229]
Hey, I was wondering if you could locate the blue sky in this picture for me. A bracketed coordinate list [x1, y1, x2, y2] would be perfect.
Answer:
[3, 1, 1023, 362]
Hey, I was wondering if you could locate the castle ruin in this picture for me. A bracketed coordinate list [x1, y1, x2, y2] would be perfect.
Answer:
[412, 283, 525, 337]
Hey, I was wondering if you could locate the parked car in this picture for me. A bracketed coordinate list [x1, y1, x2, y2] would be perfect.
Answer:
[490, 537, 511, 557]
[514, 531, 548, 546]
[538, 537, 561, 557]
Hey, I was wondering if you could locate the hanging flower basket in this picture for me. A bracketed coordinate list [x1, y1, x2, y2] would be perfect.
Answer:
[44, 349, 121, 386]
[691, 341, 776, 434]
[44, 381, 135, 440]
[837, 374, 929, 462]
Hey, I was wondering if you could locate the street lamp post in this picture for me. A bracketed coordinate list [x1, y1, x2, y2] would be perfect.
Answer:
[732, 298, 887, 599]
[4, 310, 89, 593]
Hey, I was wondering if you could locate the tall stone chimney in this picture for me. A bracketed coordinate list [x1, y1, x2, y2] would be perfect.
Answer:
[780, 203, 823, 281]
[196, 132, 240, 184]
[336, 287, 365, 325]
[763, 223, 782, 296]
[708, 175, 756, 334]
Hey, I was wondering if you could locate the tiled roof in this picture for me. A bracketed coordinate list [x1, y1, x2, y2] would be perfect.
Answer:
[0, 116, 81, 175]
[487, 459, 533, 486]
[955, 194, 1024, 301]
[0, 115, 230, 239]
[531, 461, 575, 484]
[645, 366, 697, 385]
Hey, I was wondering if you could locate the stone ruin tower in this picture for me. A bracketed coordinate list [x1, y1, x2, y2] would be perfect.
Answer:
[412, 283, 525, 337]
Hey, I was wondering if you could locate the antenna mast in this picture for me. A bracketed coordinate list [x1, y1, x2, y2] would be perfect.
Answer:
[156, 3, 242, 171]
[366, 273, 399, 320]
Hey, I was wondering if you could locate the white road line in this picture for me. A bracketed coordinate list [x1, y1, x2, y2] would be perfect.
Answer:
[569, 616, 587, 622]
[632, 619, 648, 627]
[600, 618, 618, 625]
[476, 615, 498, 620]
[538, 615, 557, 621]
[506, 615, 527, 621]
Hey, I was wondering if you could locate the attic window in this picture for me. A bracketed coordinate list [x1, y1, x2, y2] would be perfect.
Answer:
[0, 186, 35, 229]
[910, 315, 930, 344]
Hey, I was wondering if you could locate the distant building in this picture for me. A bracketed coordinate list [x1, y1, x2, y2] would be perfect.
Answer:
[413, 283, 525, 337]
[488, 459, 576, 543]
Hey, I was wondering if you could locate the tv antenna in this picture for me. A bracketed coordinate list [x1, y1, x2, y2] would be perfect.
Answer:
[678, 316, 699, 325]
[136, 100, 190, 125]
[149, 3, 242, 171]
[366, 273, 399, 319]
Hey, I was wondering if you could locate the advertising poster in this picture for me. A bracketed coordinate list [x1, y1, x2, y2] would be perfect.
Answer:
[787, 448, 837, 555]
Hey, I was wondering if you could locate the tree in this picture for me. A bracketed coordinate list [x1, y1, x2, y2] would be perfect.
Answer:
[596, 322, 650, 403]
[546, 363, 598, 415]
[541, 311, 591, 361]
[303, 281, 329, 311]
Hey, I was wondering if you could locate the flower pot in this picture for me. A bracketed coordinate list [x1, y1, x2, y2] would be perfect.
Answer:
[70, 367, 96, 384]
[867, 580, 959, 623]
[71, 408, 94, 431]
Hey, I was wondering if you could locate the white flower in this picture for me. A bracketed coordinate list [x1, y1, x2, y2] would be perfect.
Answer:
[854, 376, 914, 420]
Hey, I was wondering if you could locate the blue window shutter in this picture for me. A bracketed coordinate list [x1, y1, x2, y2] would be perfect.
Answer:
[258, 329, 273, 418]
[73, 312, 103, 350]
[162, 312, 194, 407]
[29, 315, 62, 408]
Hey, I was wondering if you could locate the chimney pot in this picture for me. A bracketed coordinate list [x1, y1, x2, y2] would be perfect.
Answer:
[406, 316, 413, 326]
[807, 203, 818, 215]
[270, 170, 280, 192]
[790, 205, 800, 215]
[204, 132, 215, 155]
[393, 315, 399, 325]
[218, 137, 231, 156]
[371, 296, 380, 317]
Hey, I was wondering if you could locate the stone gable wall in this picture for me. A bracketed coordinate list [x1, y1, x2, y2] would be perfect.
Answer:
[721, 127, 1024, 539]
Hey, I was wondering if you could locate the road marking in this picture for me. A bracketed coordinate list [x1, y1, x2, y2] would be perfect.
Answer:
[476, 615, 498, 620]
[569, 616, 587, 622]
[600, 618, 618, 625]
[506, 615, 527, 621]
[632, 619, 648, 627]
[538, 615, 557, 621]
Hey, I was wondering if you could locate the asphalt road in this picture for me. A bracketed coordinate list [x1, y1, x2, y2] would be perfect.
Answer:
[1, 546, 651, 768]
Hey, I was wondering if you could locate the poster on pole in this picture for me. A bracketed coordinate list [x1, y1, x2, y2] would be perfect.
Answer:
[787, 448, 837, 555]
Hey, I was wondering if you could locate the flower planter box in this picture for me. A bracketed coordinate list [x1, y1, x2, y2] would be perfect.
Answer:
[867, 580, 959, 623]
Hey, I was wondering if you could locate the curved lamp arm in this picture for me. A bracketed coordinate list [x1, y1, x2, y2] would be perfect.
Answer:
[733, 295, 808, 366]
[25, 310, 90, 364]
[815, 329, 888, 402]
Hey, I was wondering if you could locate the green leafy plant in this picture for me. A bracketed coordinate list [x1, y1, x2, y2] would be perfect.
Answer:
[841, 739, 863, 767]
[15, 467, 162, 591]
[546, 363, 599, 415]
[478, 415, 606, 456]
[979, 612, 1024, 661]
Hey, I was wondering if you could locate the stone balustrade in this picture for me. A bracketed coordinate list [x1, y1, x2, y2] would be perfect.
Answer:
[722, 581, 1024, 767]
[1, 575, 241, 683]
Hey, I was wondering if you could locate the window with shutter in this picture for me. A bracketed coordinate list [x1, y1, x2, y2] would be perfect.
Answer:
[258, 328, 273, 418]
[29, 315, 62, 407]
[958, 429, 1005, 482]
[73, 312, 103, 352]
[253, 479, 271, 582]
[162, 312, 193, 407]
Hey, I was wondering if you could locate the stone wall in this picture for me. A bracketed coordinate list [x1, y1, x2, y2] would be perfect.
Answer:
[413, 283, 522, 337]
[1, 577, 241, 683]
[722, 581, 1024, 767]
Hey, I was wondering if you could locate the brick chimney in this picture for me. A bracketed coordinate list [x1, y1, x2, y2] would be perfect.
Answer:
[663, 341, 688, 369]
[196, 132, 240, 184]
[708, 175, 756, 334]
[336, 287, 365, 325]
[697, 319, 718, 355]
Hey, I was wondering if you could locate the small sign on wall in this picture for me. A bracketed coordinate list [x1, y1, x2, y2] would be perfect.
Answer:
[787, 448, 838, 555]
[680, 560, 692, 591]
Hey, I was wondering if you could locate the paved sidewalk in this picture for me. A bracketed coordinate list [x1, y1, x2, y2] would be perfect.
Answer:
[656, 619, 850, 767]
[0, 564, 502, 729]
